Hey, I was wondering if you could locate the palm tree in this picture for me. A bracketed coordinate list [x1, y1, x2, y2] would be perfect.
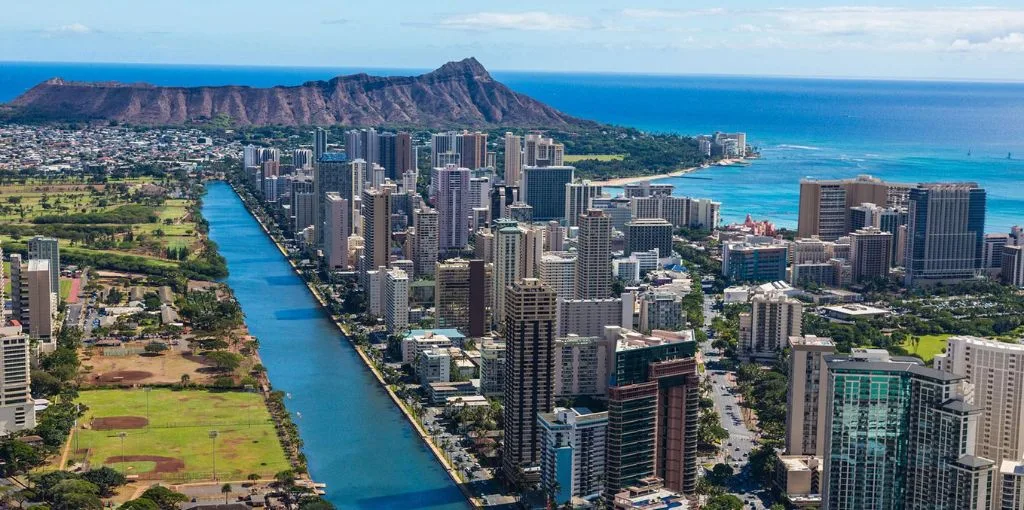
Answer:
[221, 483, 233, 504]
[180, 374, 191, 388]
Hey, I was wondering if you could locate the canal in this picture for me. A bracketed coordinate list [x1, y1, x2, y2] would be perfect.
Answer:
[202, 181, 468, 509]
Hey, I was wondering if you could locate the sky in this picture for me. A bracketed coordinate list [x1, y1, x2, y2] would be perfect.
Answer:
[3, 0, 1024, 80]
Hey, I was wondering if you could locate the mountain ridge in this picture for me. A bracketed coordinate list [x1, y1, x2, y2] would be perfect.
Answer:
[6, 58, 594, 128]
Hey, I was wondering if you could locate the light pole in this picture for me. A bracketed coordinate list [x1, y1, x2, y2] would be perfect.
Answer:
[209, 430, 219, 481]
[118, 432, 127, 474]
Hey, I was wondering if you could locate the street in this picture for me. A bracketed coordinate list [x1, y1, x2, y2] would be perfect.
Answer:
[701, 295, 769, 509]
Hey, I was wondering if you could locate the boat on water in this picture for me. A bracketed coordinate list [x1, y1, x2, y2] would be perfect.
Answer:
[718, 160, 752, 167]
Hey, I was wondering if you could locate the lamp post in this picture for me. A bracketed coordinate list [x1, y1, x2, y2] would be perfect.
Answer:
[209, 430, 219, 481]
[118, 432, 127, 473]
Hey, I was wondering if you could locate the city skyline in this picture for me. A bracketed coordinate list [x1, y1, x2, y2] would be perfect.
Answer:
[3, 1, 1024, 81]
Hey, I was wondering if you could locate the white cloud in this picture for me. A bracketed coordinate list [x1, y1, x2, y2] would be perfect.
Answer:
[48, 23, 93, 35]
[950, 33, 1024, 53]
[436, 12, 591, 32]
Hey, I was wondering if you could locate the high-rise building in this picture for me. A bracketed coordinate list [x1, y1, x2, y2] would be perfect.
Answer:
[431, 131, 460, 168]
[575, 210, 612, 300]
[905, 183, 986, 286]
[291, 178, 316, 234]
[493, 220, 523, 325]
[604, 328, 700, 496]
[434, 165, 471, 251]
[553, 335, 610, 398]
[540, 252, 576, 304]
[1003, 245, 1024, 288]
[625, 218, 673, 257]
[623, 182, 675, 198]
[589, 196, 633, 232]
[558, 298, 624, 338]
[0, 329, 36, 435]
[739, 292, 802, 360]
[638, 292, 684, 333]
[361, 187, 393, 273]
[502, 278, 558, 481]
[521, 166, 574, 221]
[722, 237, 790, 282]
[545, 221, 565, 252]
[469, 176, 491, 210]
[314, 128, 327, 162]
[323, 193, 349, 270]
[504, 132, 523, 187]
[538, 407, 608, 505]
[849, 226, 893, 283]
[411, 208, 439, 277]
[384, 268, 409, 333]
[458, 131, 488, 170]
[798, 176, 909, 241]
[11, 256, 55, 345]
[935, 336, 1024, 508]
[27, 236, 59, 292]
[785, 335, 836, 457]
[435, 259, 493, 337]
[314, 152, 351, 246]
[376, 132, 414, 180]
[822, 350, 994, 510]
[523, 133, 564, 167]
[479, 341, 506, 397]
[565, 181, 603, 227]
[345, 128, 379, 166]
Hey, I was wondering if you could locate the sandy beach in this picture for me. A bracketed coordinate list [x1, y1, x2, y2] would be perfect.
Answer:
[591, 158, 743, 187]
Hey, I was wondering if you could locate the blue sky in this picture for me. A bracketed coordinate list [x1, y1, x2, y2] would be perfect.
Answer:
[3, 0, 1024, 80]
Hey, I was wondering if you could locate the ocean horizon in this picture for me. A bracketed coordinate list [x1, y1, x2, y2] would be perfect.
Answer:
[2, 60, 1022, 232]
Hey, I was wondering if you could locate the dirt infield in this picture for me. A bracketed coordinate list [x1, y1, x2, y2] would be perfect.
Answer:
[91, 416, 149, 430]
[97, 370, 154, 383]
[102, 455, 185, 473]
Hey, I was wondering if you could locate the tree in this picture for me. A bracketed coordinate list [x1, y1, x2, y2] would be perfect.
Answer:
[144, 341, 169, 355]
[119, 499, 160, 510]
[53, 492, 102, 510]
[205, 351, 242, 371]
[31, 370, 64, 399]
[0, 437, 43, 475]
[80, 467, 127, 497]
[298, 497, 336, 510]
[274, 469, 297, 488]
[179, 373, 191, 388]
[221, 483, 233, 505]
[139, 486, 188, 510]
[705, 494, 744, 510]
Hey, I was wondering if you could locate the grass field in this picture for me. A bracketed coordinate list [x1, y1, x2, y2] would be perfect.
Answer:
[899, 334, 950, 362]
[0, 180, 200, 262]
[563, 154, 626, 162]
[59, 278, 71, 300]
[71, 389, 290, 481]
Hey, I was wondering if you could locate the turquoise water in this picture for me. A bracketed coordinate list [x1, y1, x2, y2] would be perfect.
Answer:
[201, 181, 467, 509]
[3, 61, 1022, 230]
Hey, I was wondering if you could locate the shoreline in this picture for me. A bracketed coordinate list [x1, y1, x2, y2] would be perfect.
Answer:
[225, 182, 481, 509]
[591, 158, 744, 186]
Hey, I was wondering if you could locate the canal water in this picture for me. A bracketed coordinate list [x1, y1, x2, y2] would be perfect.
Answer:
[202, 181, 468, 509]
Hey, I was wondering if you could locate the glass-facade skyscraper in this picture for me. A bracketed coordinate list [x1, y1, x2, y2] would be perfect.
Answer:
[822, 350, 994, 510]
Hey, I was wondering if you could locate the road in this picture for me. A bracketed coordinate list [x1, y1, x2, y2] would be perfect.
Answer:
[700, 294, 770, 510]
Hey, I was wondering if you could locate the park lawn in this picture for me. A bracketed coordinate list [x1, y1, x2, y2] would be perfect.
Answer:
[899, 333, 951, 363]
[72, 388, 290, 481]
[564, 154, 626, 162]
[59, 279, 72, 300]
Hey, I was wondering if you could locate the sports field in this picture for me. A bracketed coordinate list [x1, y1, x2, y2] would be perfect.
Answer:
[899, 334, 950, 363]
[70, 388, 290, 482]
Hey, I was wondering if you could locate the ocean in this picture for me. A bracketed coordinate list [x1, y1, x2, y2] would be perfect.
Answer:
[2, 61, 1023, 231]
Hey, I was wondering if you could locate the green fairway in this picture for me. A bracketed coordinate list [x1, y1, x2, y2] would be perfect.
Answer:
[72, 389, 290, 482]
[899, 334, 950, 362]
[563, 154, 626, 162]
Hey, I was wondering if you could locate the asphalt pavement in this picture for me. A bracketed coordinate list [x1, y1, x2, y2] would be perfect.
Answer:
[701, 294, 769, 510]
